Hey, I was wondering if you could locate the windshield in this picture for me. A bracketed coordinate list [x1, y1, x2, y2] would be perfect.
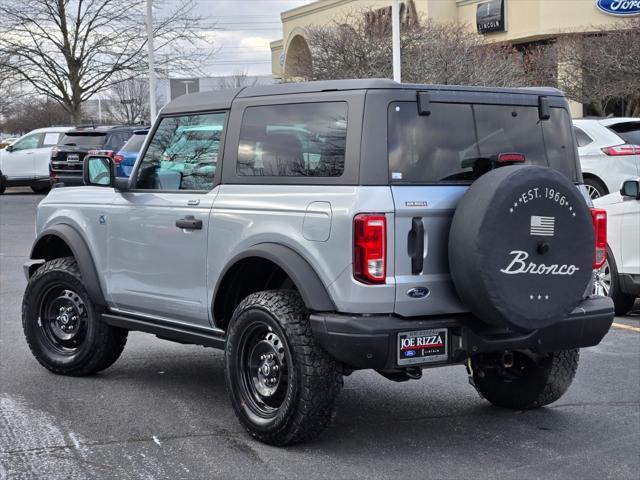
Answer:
[388, 102, 578, 183]
[122, 133, 147, 152]
[59, 133, 107, 148]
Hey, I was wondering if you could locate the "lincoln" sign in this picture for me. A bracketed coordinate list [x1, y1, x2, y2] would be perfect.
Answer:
[476, 0, 506, 34]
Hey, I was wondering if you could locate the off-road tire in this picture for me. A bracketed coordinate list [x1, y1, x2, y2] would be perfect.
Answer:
[225, 290, 343, 446]
[472, 349, 579, 410]
[23, 257, 128, 376]
[605, 247, 637, 316]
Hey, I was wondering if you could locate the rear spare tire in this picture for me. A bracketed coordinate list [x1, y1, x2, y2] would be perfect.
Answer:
[449, 165, 594, 331]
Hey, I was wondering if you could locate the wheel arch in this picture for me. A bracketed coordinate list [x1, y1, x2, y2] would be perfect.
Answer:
[29, 225, 106, 306]
[212, 243, 335, 330]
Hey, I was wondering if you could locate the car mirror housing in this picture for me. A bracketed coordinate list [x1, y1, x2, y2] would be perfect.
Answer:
[620, 179, 640, 200]
[114, 176, 130, 192]
[83, 155, 115, 187]
[5, 145, 14, 152]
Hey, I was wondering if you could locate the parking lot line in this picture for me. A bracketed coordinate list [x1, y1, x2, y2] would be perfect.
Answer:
[611, 322, 640, 333]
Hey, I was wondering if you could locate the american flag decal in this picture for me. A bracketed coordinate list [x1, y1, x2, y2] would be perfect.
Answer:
[530, 216, 555, 236]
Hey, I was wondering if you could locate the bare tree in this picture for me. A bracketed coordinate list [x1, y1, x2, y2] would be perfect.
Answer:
[1, 96, 71, 134]
[556, 18, 640, 116]
[294, 12, 526, 87]
[217, 68, 258, 89]
[0, 0, 213, 123]
[104, 76, 150, 125]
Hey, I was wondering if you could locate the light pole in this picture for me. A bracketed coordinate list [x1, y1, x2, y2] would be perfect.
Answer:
[392, 0, 401, 83]
[146, 0, 157, 120]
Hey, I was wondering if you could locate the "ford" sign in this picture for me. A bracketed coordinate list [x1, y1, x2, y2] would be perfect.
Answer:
[597, 0, 640, 15]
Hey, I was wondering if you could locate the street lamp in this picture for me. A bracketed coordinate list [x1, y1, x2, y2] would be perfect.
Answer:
[392, 0, 401, 83]
[146, 0, 157, 120]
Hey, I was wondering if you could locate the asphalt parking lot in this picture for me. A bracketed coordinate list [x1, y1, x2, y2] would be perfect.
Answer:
[1, 188, 639, 480]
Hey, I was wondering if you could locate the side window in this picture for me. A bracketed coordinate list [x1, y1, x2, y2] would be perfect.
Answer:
[11, 133, 41, 151]
[237, 102, 347, 177]
[42, 132, 62, 147]
[573, 127, 593, 148]
[136, 112, 225, 191]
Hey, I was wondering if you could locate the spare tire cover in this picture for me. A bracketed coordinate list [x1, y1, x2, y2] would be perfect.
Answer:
[448, 165, 593, 331]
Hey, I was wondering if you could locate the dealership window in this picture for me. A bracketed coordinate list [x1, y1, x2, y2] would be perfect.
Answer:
[237, 102, 347, 177]
[136, 112, 225, 191]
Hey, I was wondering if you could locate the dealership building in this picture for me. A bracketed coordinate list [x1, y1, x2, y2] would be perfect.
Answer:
[270, 0, 637, 117]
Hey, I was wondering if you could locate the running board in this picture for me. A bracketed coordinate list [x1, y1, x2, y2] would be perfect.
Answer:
[101, 313, 226, 348]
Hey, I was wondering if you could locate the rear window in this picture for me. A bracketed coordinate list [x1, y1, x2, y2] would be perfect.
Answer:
[59, 133, 107, 148]
[608, 122, 640, 145]
[122, 133, 147, 152]
[388, 102, 578, 183]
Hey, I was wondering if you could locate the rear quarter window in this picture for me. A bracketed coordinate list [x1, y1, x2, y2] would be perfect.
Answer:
[388, 102, 578, 184]
[237, 102, 348, 177]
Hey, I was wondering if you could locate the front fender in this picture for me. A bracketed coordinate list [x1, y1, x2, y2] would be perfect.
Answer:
[30, 224, 106, 306]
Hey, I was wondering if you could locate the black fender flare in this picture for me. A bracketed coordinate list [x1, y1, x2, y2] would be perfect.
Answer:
[213, 243, 335, 315]
[30, 224, 106, 306]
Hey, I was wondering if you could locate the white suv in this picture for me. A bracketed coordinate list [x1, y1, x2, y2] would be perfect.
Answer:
[0, 127, 71, 194]
[573, 118, 640, 199]
[593, 178, 640, 315]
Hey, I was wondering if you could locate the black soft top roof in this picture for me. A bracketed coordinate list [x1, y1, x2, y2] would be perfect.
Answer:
[160, 79, 564, 115]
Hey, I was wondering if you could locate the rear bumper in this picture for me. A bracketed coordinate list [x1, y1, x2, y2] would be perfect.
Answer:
[310, 295, 614, 370]
[52, 172, 84, 186]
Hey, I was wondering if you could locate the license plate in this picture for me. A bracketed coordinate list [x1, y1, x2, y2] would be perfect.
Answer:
[397, 328, 448, 366]
[67, 154, 79, 162]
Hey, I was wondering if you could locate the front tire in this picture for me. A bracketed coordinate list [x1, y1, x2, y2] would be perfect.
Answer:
[0, 175, 6, 195]
[22, 257, 128, 376]
[472, 349, 579, 410]
[225, 290, 342, 446]
[31, 184, 51, 194]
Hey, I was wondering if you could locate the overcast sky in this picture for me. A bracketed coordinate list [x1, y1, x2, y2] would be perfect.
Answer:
[189, 0, 311, 77]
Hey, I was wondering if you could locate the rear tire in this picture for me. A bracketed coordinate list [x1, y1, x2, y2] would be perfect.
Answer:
[225, 290, 343, 446]
[22, 257, 128, 376]
[472, 349, 579, 409]
[584, 177, 607, 200]
[594, 247, 637, 316]
[31, 184, 51, 194]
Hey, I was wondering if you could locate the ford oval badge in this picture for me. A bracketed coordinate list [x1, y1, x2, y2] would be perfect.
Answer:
[596, 0, 640, 16]
[406, 287, 429, 299]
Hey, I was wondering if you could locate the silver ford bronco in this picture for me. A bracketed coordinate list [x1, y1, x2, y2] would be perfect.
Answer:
[22, 80, 614, 445]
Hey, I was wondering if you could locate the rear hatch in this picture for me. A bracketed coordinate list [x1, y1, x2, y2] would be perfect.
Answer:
[388, 93, 579, 317]
[51, 131, 108, 174]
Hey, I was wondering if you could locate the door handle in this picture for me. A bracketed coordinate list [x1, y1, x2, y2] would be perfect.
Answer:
[407, 217, 425, 274]
[176, 215, 203, 230]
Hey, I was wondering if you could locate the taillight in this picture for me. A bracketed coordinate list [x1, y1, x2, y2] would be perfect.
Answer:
[353, 214, 386, 284]
[113, 154, 124, 164]
[591, 208, 607, 269]
[601, 145, 640, 156]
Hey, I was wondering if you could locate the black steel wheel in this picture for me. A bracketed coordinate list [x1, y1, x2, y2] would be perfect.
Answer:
[23, 257, 128, 376]
[225, 290, 342, 446]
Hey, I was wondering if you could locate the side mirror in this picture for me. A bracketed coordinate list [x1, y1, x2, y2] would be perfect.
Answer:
[83, 155, 115, 187]
[114, 176, 130, 192]
[620, 179, 640, 200]
[5, 145, 14, 152]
